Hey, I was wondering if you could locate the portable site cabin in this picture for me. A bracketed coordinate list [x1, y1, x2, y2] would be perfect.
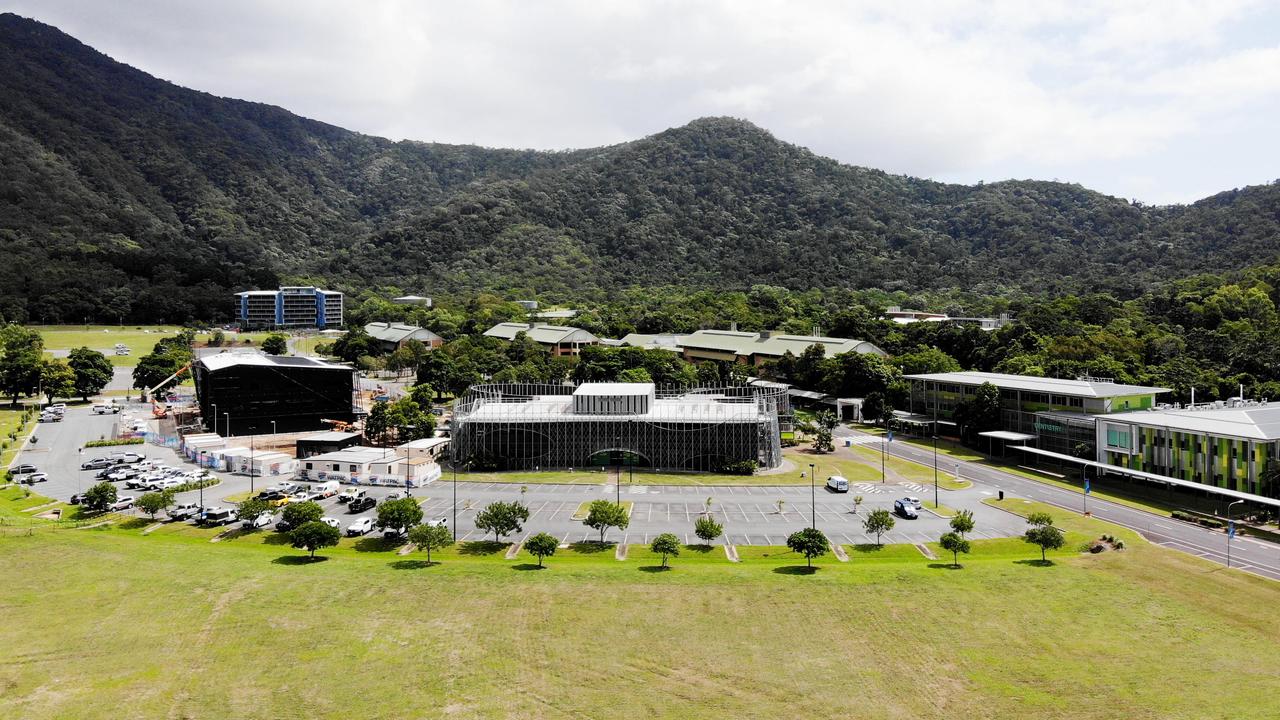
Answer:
[395, 437, 450, 462]
[181, 434, 227, 464]
[204, 446, 297, 477]
[297, 446, 441, 487]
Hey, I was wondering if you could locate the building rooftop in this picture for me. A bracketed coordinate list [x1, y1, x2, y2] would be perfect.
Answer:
[1100, 403, 1280, 440]
[903, 371, 1169, 399]
[679, 329, 886, 358]
[398, 437, 450, 449]
[573, 382, 656, 397]
[463, 392, 762, 423]
[364, 322, 441, 344]
[301, 446, 396, 464]
[197, 353, 354, 373]
[483, 322, 598, 345]
[298, 431, 362, 442]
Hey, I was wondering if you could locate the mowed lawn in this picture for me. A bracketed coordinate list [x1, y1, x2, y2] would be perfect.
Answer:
[33, 325, 278, 367]
[1, 503, 1277, 719]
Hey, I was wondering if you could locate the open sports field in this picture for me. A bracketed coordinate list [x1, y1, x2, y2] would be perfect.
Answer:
[0, 497, 1276, 719]
[33, 325, 278, 366]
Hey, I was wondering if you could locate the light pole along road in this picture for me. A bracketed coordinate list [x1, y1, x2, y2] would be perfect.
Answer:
[837, 427, 1280, 581]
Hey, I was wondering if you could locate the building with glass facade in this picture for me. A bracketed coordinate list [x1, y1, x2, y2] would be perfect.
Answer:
[234, 286, 343, 329]
[903, 371, 1169, 456]
[1097, 402, 1280, 497]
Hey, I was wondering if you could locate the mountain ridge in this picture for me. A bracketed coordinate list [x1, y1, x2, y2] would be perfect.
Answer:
[1, 12, 1278, 323]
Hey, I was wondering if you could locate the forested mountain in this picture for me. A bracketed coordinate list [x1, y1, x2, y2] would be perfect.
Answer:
[1, 13, 1278, 323]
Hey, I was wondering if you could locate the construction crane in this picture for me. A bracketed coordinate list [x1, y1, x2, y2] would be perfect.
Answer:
[320, 418, 356, 432]
[146, 363, 192, 418]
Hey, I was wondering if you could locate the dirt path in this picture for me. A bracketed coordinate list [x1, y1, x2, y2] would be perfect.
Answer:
[723, 543, 739, 562]
[504, 538, 525, 559]
[614, 543, 628, 561]
[914, 543, 937, 559]
[832, 544, 849, 562]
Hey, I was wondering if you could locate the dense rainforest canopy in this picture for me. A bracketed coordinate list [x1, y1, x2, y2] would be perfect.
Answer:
[1, 13, 1279, 326]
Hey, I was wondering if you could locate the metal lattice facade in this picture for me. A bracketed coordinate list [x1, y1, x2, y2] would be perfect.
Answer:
[451, 383, 787, 471]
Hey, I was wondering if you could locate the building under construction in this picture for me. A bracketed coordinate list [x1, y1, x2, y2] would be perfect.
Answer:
[451, 382, 788, 472]
[193, 354, 357, 435]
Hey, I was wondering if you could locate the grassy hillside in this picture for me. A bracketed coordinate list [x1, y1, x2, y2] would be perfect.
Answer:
[0, 499, 1275, 719]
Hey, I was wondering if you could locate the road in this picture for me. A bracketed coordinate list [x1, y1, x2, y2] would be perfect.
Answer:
[835, 427, 1280, 581]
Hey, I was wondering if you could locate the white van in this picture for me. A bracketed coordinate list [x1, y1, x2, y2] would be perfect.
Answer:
[825, 475, 849, 493]
[312, 481, 339, 498]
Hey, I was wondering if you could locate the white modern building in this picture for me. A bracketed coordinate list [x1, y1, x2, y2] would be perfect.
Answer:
[295, 445, 442, 487]
[235, 286, 344, 329]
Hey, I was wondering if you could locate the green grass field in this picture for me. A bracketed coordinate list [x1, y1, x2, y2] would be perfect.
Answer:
[0, 487, 1277, 719]
[33, 325, 279, 367]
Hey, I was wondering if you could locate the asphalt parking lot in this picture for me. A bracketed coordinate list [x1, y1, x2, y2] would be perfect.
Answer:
[14, 403, 1026, 545]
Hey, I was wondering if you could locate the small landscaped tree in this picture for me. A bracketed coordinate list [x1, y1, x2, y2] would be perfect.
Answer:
[650, 532, 681, 569]
[852, 495, 863, 515]
[290, 521, 340, 559]
[863, 508, 895, 547]
[812, 427, 834, 453]
[261, 333, 289, 356]
[524, 532, 559, 568]
[939, 531, 971, 568]
[693, 515, 723, 545]
[473, 501, 530, 542]
[1023, 512, 1065, 562]
[82, 481, 117, 514]
[136, 490, 174, 519]
[949, 509, 975, 537]
[786, 527, 830, 568]
[377, 497, 424, 534]
[584, 499, 630, 543]
[815, 410, 838, 431]
[407, 523, 453, 564]
[280, 500, 323, 528]
[236, 497, 272, 524]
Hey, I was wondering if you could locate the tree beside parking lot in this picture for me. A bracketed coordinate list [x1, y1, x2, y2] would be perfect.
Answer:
[236, 498, 272, 523]
[950, 509, 975, 537]
[1023, 512, 1065, 562]
[812, 427, 834, 453]
[524, 532, 559, 568]
[81, 481, 117, 514]
[786, 527, 830, 568]
[376, 497, 424, 534]
[473, 501, 530, 542]
[650, 533, 681, 569]
[365, 400, 390, 446]
[693, 515, 723, 545]
[407, 523, 453, 564]
[0, 325, 43, 406]
[281, 500, 323, 527]
[584, 499, 630, 544]
[136, 490, 174, 519]
[39, 358, 76, 404]
[939, 531, 971, 568]
[291, 521, 341, 559]
[68, 347, 113, 402]
[262, 333, 289, 356]
[863, 509, 895, 547]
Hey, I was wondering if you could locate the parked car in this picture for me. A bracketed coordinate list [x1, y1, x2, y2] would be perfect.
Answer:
[894, 499, 918, 519]
[81, 458, 113, 470]
[69, 493, 84, 505]
[110, 496, 136, 512]
[256, 490, 286, 502]
[12, 464, 38, 475]
[425, 517, 448, 528]
[288, 491, 313, 504]
[92, 404, 122, 414]
[906, 496, 922, 510]
[117, 452, 144, 463]
[38, 412, 62, 423]
[312, 481, 340, 498]
[276, 481, 299, 494]
[244, 511, 274, 529]
[106, 468, 138, 482]
[201, 508, 237, 526]
[337, 487, 366, 503]
[825, 475, 849, 493]
[21, 473, 49, 484]
[270, 495, 293, 508]
[319, 517, 341, 529]
[149, 478, 182, 491]
[168, 503, 201, 521]
[348, 496, 376, 513]
[274, 518, 295, 533]
[382, 491, 404, 503]
[346, 517, 375, 536]
[382, 526, 407, 540]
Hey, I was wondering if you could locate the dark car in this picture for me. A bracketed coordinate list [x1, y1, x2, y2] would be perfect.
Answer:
[348, 496, 376, 513]
[69, 493, 84, 505]
[12, 464, 38, 475]
[255, 490, 285, 502]
[274, 518, 295, 533]
[893, 499, 918, 519]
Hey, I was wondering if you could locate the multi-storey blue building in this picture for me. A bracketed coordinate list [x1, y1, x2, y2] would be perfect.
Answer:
[234, 286, 343, 329]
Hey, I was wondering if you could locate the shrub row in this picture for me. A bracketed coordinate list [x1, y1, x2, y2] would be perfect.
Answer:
[173, 478, 219, 494]
[83, 438, 146, 448]
[1171, 510, 1225, 529]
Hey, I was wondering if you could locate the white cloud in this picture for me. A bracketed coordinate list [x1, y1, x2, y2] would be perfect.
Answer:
[7, 0, 1280, 202]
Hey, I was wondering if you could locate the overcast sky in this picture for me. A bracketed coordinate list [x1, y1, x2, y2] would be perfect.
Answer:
[10, 0, 1280, 204]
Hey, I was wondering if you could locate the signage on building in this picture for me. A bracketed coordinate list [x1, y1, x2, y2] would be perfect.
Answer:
[1034, 421, 1064, 433]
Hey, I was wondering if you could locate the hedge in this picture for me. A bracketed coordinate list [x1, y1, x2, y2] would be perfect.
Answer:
[83, 438, 146, 448]
[1171, 510, 1225, 529]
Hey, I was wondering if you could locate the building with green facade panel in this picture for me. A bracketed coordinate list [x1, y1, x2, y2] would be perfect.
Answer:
[903, 371, 1169, 456]
[1097, 403, 1280, 497]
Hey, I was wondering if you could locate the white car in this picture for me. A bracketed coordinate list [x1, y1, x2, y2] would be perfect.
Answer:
[321, 517, 341, 529]
[346, 517, 375, 536]
[906, 496, 922, 510]
[337, 488, 366, 503]
[244, 511, 273, 529]
[152, 478, 182, 491]
[383, 491, 404, 502]
[425, 517, 448, 528]
[21, 472, 49, 484]
[110, 496, 136, 511]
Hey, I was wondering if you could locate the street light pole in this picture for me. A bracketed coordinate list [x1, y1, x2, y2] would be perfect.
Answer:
[1227, 499, 1243, 568]
[211, 403, 217, 434]
[249, 427, 255, 496]
[881, 437, 886, 484]
[198, 450, 206, 509]
[615, 434, 621, 506]
[932, 435, 939, 508]
[809, 462, 816, 530]
[452, 458, 457, 541]
[224, 412, 230, 438]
